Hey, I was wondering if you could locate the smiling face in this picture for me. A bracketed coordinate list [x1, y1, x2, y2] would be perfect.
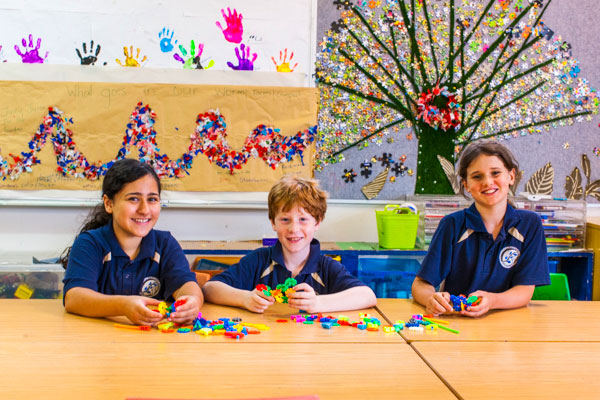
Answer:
[271, 205, 321, 259]
[463, 154, 515, 210]
[103, 174, 161, 250]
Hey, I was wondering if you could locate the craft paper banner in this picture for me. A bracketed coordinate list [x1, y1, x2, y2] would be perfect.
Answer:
[0, 80, 318, 191]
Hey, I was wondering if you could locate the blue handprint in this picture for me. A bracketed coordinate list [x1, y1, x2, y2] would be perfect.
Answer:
[227, 43, 257, 71]
[158, 27, 177, 53]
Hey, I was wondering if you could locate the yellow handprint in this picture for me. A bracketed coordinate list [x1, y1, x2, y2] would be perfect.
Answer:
[116, 45, 147, 67]
[271, 48, 298, 72]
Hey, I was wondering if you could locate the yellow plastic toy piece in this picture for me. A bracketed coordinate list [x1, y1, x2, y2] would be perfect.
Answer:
[383, 326, 395, 333]
[240, 322, 270, 330]
[157, 322, 174, 330]
[157, 301, 168, 315]
[14, 284, 34, 299]
[196, 328, 212, 336]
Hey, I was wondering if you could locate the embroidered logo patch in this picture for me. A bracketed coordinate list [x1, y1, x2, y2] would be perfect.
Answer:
[140, 276, 160, 297]
[499, 246, 520, 269]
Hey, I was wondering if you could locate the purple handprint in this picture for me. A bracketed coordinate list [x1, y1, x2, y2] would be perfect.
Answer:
[216, 8, 243, 43]
[227, 44, 257, 71]
[14, 34, 48, 63]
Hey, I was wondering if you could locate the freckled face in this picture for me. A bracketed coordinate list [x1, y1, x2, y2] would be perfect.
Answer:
[463, 154, 515, 209]
[271, 206, 320, 257]
[104, 175, 161, 244]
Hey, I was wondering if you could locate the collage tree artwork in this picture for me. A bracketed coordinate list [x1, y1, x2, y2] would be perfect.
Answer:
[316, 0, 599, 196]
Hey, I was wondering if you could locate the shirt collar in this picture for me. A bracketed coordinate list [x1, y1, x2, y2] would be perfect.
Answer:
[101, 222, 156, 260]
[465, 203, 521, 238]
[271, 239, 321, 275]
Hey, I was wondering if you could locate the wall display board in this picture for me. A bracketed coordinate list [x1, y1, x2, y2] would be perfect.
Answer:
[314, 0, 600, 202]
[0, 0, 318, 195]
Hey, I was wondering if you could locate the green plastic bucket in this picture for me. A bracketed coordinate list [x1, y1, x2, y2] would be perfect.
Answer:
[376, 205, 419, 249]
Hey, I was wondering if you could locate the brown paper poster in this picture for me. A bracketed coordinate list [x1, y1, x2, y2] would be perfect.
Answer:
[0, 80, 318, 191]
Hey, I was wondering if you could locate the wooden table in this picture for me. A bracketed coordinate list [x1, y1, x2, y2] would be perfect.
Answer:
[6, 298, 599, 399]
[0, 342, 455, 400]
[376, 298, 600, 342]
[413, 341, 600, 400]
[3, 300, 404, 344]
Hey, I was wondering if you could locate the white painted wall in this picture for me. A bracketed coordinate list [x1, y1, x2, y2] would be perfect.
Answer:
[2, 191, 598, 264]
[0, 194, 387, 263]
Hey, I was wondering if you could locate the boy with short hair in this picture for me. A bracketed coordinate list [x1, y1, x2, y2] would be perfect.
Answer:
[202, 175, 377, 313]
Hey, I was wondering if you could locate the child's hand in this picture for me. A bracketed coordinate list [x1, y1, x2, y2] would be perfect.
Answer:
[168, 295, 201, 325]
[460, 290, 494, 317]
[287, 283, 320, 314]
[425, 291, 453, 316]
[243, 289, 274, 313]
[123, 296, 164, 326]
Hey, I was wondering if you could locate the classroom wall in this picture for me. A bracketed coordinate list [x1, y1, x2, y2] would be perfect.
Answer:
[3, 0, 600, 264]
[0, 198, 385, 263]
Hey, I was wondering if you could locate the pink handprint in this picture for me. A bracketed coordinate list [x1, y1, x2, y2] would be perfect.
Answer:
[14, 34, 48, 63]
[271, 48, 298, 72]
[216, 7, 243, 43]
[227, 44, 257, 71]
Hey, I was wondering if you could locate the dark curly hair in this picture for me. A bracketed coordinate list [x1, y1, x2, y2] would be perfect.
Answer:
[60, 159, 161, 267]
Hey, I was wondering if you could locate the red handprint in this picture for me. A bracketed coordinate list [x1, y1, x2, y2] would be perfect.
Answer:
[216, 7, 243, 43]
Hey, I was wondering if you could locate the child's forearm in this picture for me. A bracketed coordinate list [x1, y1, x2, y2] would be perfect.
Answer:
[314, 286, 377, 313]
[202, 281, 250, 308]
[411, 276, 437, 307]
[64, 287, 127, 317]
[488, 285, 535, 310]
[173, 281, 204, 305]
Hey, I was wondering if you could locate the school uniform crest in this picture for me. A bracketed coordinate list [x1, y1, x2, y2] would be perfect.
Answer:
[499, 246, 520, 269]
[140, 276, 160, 297]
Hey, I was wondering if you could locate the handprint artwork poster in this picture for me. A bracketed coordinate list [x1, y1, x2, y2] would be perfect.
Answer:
[0, 0, 313, 76]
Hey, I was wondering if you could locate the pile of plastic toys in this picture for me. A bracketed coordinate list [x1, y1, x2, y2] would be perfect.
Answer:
[256, 277, 297, 303]
[450, 294, 482, 312]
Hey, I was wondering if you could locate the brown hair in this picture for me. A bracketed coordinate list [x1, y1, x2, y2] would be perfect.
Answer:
[457, 140, 519, 197]
[268, 175, 328, 223]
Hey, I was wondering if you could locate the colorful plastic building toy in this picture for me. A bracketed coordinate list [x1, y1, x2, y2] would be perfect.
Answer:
[449, 294, 482, 312]
[255, 278, 298, 303]
[156, 299, 187, 317]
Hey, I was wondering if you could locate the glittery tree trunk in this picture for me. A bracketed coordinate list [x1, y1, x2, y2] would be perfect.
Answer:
[414, 125, 455, 195]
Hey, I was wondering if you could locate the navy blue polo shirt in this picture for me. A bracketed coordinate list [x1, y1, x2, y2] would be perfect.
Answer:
[63, 223, 196, 302]
[417, 203, 550, 295]
[210, 239, 365, 294]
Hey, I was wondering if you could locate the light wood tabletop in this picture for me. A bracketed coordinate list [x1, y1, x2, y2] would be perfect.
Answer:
[376, 298, 600, 342]
[0, 341, 455, 400]
[3, 299, 405, 344]
[413, 341, 600, 400]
